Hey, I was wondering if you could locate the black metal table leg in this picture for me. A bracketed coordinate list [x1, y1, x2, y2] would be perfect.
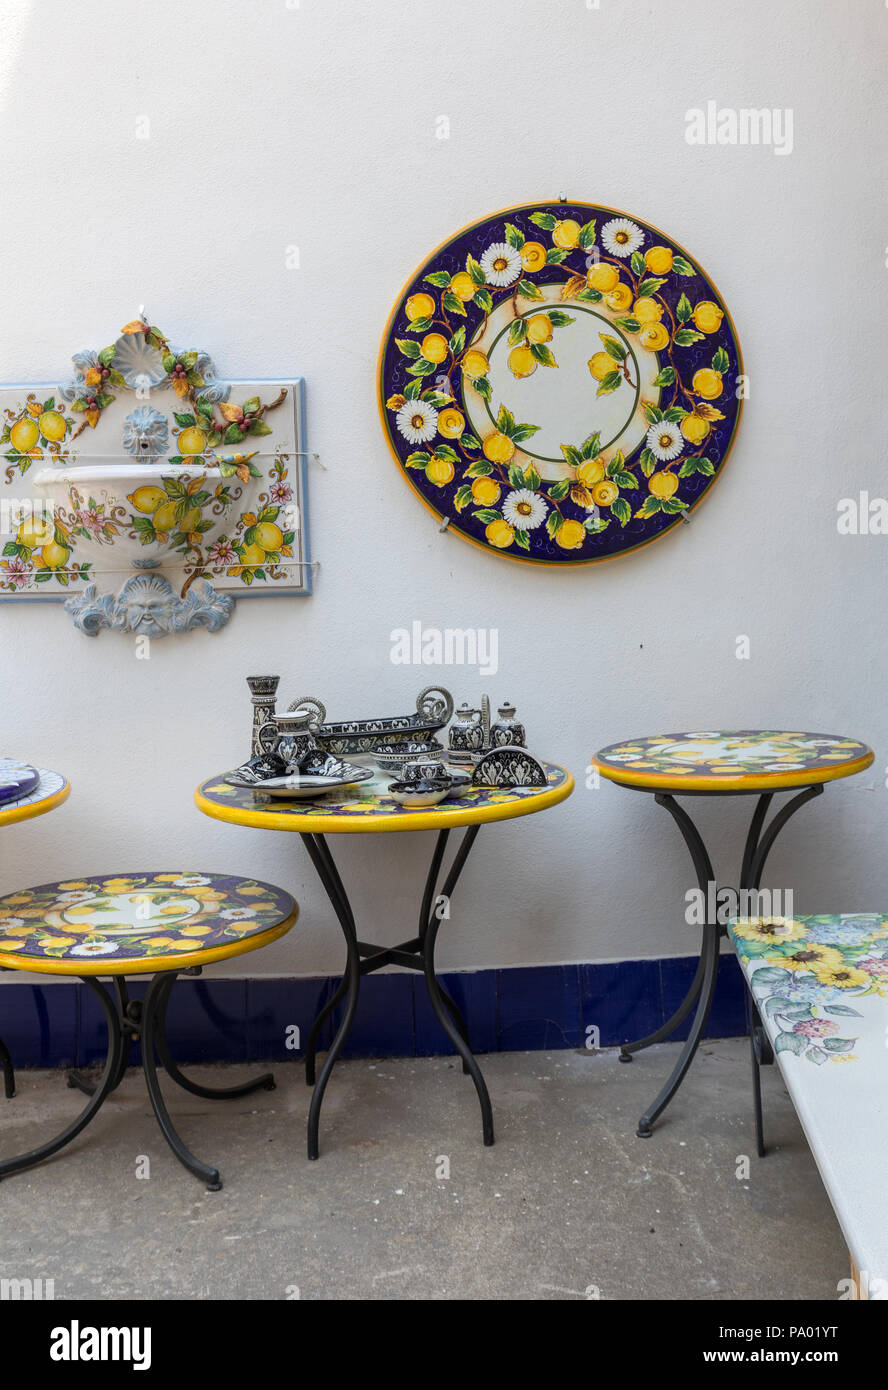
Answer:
[0, 978, 123, 1180]
[140, 973, 223, 1191]
[301, 824, 491, 1157]
[634, 795, 717, 1137]
[736, 784, 822, 1156]
[151, 971, 275, 1100]
[0, 1034, 15, 1099]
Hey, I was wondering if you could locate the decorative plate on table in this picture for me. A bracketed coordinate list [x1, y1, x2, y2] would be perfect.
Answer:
[228, 766, 376, 800]
[378, 201, 743, 566]
[0, 759, 40, 805]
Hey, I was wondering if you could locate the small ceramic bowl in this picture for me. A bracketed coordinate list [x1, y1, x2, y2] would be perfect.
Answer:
[387, 779, 451, 807]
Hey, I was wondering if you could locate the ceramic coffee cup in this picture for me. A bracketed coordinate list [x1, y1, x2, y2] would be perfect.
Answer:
[402, 756, 450, 783]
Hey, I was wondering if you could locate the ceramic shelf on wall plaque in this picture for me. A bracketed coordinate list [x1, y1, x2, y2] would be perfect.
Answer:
[378, 201, 743, 566]
[0, 317, 311, 634]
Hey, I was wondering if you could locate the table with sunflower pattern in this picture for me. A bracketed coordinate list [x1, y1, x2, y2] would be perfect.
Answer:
[195, 760, 574, 1157]
[591, 731, 874, 1146]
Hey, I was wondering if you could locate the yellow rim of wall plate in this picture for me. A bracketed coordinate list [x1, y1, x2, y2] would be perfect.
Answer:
[194, 767, 574, 835]
[0, 905, 300, 977]
[0, 778, 70, 827]
[376, 198, 744, 568]
[592, 748, 874, 792]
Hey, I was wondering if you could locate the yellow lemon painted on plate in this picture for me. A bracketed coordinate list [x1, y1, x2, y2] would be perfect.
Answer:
[648, 471, 679, 499]
[420, 333, 449, 364]
[644, 246, 674, 275]
[639, 323, 670, 351]
[177, 427, 207, 456]
[576, 457, 606, 487]
[680, 414, 711, 444]
[588, 352, 615, 381]
[471, 477, 501, 506]
[692, 368, 723, 399]
[425, 457, 454, 486]
[591, 480, 619, 508]
[437, 407, 465, 438]
[40, 540, 70, 570]
[508, 345, 537, 379]
[38, 410, 67, 441]
[180, 925, 212, 937]
[462, 349, 490, 380]
[555, 519, 586, 549]
[253, 522, 284, 552]
[0, 941, 26, 952]
[587, 262, 619, 292]
[485, 519, 515, 549]
[449, 272, 476, 302]
[605, 284, 633, 311]
[129, 485, 167, 515]
[633, 297, 663, 324]
[552, 219, 581, 249]
[692, 301, 724, 333]
[406, 292, 436, 321]
[10, 417, 39, 453]
[482, 432, 515, 464]
[526, 314, 552, 344]
[520, 241, 546, 272]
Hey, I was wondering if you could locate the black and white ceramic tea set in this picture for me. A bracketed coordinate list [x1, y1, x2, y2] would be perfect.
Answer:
[227, 680, 547, 802]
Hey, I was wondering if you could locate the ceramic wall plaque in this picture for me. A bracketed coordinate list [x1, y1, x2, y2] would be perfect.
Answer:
[0, 318, 311, 633]
[378, 202, 743, 565]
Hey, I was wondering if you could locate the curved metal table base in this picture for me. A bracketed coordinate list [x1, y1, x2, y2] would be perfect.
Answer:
[619, 784, 823, 1145]
[0, 968, 274, 1190]
[301, 827, 493, 1160]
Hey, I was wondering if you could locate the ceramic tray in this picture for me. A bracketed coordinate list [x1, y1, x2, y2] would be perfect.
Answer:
[0, 759, 40, 805]
[233, 768, 375, 799]
[378, 201, 742, 567]
[311, 687, 454, 753]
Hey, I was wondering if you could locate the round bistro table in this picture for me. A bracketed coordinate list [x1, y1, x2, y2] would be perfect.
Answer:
[0, 766, 71, 1098]
[195, 760, 574, 1158]
[592, 730, 874, 1149]
[0, 871, 298, 1190]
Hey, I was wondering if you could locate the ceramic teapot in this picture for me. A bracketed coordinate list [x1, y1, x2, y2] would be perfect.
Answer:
[448, 702, 484, 758]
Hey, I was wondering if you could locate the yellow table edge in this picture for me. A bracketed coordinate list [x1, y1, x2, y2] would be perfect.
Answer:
[0, 904, 299, 977]
[592, 748, 874, 792]
[194, 765, 575, 834]
[0, 777, 70, 827]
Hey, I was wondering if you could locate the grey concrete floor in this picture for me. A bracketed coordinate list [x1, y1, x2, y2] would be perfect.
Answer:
[0, 1039, 845, 1301]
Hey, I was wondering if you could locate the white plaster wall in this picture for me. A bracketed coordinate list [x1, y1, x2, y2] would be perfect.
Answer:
[0, 0, 885, 979]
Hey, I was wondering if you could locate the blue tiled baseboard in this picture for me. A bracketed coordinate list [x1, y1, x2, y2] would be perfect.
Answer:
[0, 952, 747, 1068]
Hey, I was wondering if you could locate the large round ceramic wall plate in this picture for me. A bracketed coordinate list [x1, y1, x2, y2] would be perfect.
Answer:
[378, 202, 743, 565]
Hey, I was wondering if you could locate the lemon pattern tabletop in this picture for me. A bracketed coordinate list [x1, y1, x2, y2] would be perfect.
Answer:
[195, 761, 573, 834]
[593, 731, 874, 791]
[379, 201, 742, 566]
[0, 766, 69, 826]
[728, 913, 888, 1287]
[0, 871, 297, 974]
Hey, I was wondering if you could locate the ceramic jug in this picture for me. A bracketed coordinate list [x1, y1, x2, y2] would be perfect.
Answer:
[490, 701, 526, 748]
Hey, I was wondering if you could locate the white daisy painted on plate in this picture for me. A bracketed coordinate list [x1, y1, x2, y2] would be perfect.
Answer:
[174, 875, 212, 888]
[220, 907, 255, 921]
[70, 941, 119, 957]
[502, 488, 548, 531]
[0, 916, 24, 930]
[601, 218, 644, 258]
[646, 421, 683, 461]
[480, 242, 522, 288]
[396, 398, 438, 445]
